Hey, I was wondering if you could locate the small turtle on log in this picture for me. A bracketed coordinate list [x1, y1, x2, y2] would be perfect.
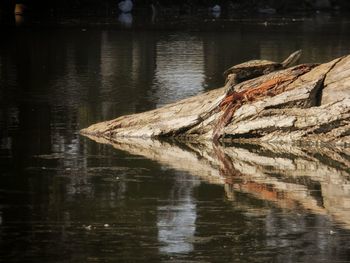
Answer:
[197, 50, 303, 131]
[224, 50, 302, 92]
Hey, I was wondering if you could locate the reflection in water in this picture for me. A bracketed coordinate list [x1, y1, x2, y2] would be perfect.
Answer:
[86, 136, 350, 262]
[118, 13, 133, 27]
[1, 22, 350, 262]
[157, 172, 199, 254]
[97, 31, 157, 116]
[15, 14, 26, 27]
[98, 137, 350, 228]
[152, 35, 205, 106]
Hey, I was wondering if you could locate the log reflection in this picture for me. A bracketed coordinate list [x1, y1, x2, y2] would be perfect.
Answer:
[84, 134, 350, 229]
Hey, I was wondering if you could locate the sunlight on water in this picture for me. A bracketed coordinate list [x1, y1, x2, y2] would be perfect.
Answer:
[153, 35, 205, 107]
[157, 173, 199, 254]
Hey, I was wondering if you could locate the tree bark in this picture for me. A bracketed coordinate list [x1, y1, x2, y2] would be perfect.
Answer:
[81, 55, 350, 146]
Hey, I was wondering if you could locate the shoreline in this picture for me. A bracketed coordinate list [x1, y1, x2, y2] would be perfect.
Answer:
[1, 7, 350, 29]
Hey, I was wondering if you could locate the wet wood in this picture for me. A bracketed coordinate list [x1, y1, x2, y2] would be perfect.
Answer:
[81, 55, 350, 145]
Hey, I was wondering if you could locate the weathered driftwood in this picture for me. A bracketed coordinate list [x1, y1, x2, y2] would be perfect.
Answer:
[81, 55, 350, 145]
[82, 135, 350, 229]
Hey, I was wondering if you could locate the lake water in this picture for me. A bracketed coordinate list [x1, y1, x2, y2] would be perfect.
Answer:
[1, 15, 350, 262]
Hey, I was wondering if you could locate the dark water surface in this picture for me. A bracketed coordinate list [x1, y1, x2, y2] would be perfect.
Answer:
[1, 17, 350, 262]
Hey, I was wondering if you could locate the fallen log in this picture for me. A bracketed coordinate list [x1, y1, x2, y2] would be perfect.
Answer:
[212, 64, 315, 140]
[81, 54, 350, 145]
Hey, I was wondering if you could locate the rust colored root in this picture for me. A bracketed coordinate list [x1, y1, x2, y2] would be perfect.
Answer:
[213, 65, 313, 141]
[212, 144, 244, 182]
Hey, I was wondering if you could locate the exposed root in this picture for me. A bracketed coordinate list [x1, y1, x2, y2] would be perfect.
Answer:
[212, 65, 315, 141]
